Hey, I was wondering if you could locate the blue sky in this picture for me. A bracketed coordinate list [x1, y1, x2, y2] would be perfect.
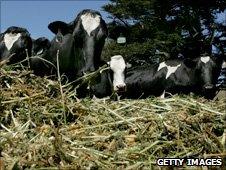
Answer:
[0, 0, 110, 39]
[1, 1, 225, 40]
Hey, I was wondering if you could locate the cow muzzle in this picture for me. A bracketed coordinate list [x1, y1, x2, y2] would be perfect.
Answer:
[203, 84, 214, 90]
[114, 84, 126, 93]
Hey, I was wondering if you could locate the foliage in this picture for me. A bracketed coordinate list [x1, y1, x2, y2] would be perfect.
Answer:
[102, 0, 226, 62]
[102, 32, 184, 65]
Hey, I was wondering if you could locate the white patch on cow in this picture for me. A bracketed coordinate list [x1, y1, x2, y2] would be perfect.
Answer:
[4, 33, 21, 50]
[81, 13, 101, 36]
[158, 62, 167, 71]
[160, 90, 165, 99]
[200, 56, 210, 64]
[166, 64, 181, 79]
[221, 61, 226, 69]
[158, 62, 181, 79]
[109, 55, 126, 91]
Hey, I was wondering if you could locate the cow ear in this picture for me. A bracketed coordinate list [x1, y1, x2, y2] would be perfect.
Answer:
[183, 58, 197, 68]
[48, 21, 71, 35]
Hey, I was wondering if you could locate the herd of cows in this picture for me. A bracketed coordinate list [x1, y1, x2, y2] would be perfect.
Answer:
[0, 9, 225, 99]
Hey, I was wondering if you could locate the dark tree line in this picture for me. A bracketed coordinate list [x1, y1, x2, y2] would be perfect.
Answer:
[101, 0, 225, 65]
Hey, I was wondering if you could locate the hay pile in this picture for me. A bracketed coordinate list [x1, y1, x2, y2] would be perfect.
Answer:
[0, 65, 225, 169]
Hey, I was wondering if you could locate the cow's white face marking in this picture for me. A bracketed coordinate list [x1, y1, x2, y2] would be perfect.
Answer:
[158, 61, 181, 79]
[4, 33, 21, 51]
[108, 55, 126, 91]
[201, 56, 210, 64]
[81, 13, 101, 36]
[221, 61, 226, 69]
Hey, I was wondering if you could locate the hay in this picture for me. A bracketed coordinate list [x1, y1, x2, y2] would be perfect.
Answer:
[0, 65, 225, 169]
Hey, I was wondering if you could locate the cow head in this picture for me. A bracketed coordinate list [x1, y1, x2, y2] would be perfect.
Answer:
[108, 55, 126, 93]
[48, 9, 108, 76]
[30, 37, 52, 76]
[72, 9, 108, 73]
[198, 56, 217, 90]
[2, 26, 32, 64]
[32, 37, 51, 57]
[184, 55, 223, 92]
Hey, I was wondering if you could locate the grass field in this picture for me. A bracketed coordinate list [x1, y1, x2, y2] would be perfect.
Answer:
[0, 65, 225, 169]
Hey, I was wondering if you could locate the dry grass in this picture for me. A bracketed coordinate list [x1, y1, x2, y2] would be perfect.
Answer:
[0, 64, 225, 169]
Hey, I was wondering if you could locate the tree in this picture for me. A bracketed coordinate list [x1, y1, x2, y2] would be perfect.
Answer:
[102, 0, 226, 63]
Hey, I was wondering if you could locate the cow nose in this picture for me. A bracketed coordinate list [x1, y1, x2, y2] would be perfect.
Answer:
[116, 84, 126, 93]
[204, 84, 214, 90]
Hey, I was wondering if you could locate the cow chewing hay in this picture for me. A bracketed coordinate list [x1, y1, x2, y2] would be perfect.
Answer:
[0, 64, 225, 169]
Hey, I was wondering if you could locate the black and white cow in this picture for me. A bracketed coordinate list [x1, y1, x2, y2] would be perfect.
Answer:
[0, 26, 32, 64]
[30, 37, 53, 76]
[47, 9, 108, 80]
[124, 56, 223, 99]
[89, 55, 126, 98]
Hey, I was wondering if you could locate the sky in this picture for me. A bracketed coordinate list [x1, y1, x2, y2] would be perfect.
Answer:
[1, 1, 225, 40]
[0, 0, 110, 39]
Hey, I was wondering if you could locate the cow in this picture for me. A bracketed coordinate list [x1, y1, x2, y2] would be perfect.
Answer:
[47, 9, 108, 80]
[88, 55, 127, 98]
[124, 56, 224, 99]
[0, 26, 32, 65]
[30, 37, 53, 76]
